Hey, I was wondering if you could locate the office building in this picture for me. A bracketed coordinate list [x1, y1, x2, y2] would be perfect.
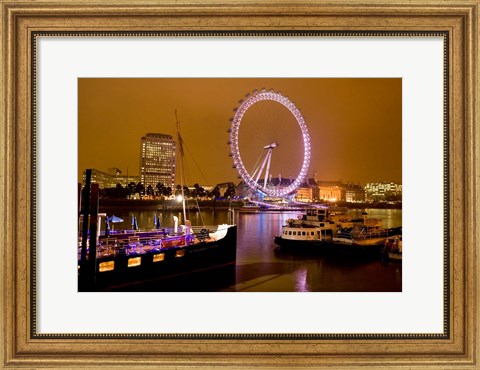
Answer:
[140, 133, 176, 189]
[82, 168, 139, 189]
[364, 182, 402, 201]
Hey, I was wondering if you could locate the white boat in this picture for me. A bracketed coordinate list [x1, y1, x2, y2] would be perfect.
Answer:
[238, 203, 261, 213]
[274, 207, 400, 258]
[276, 207, 336, 245]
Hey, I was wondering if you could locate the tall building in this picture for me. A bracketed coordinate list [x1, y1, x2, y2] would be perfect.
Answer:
[140, 133, 176, 189]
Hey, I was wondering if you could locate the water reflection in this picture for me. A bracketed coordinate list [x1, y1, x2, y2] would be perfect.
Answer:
[102, 207, 402, 292]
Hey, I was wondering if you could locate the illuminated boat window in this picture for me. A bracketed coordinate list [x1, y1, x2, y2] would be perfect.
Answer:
[153, 253, 165, 262]
[128, 257, 141, 267]
[99, 261, 114, 272]
[175, 250, 185, 258]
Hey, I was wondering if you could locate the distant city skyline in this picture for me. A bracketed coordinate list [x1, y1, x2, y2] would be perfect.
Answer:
[78, 78, 402, 187]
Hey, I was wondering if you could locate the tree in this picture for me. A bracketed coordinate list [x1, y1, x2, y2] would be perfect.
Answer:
[209, 186, 221, 199]
[163, 186, 172, 198]
[135, 182, 145, 196]
[146, 184, 154, 196]
[100, 183, 128, 199]
[175, 184, 182, 196]
[193, 183, 200, 197]
[193, 183, 206, 198]
[223, 183, 236, 198]
[114, 183, 125, 198]
[128, 182, 136, 194]
[156, 182, 165, 196]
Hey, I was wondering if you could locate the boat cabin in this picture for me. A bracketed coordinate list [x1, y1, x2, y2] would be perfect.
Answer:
[302, 208, 329, 221]
[281, 225, 334, 242]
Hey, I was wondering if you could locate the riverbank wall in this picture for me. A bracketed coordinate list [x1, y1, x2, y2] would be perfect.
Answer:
[98, 198, 402, 212]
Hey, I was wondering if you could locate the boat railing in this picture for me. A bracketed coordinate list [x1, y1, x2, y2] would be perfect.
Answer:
[353, 228, 390, 240]
[80, 225, 231, 254]
[78, 223, 234, 262]
[191, 225, 224, 233]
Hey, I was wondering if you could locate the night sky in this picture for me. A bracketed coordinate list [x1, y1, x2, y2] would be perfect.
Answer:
[78, 78, 402, 187]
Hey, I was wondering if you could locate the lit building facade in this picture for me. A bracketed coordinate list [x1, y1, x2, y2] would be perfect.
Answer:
[295, 186, 313, 202]
[82, 169, 139, 188]
[140, 133, 176, 189]
[364, 182, 402, 201]
[345, 184, 365, 202]
[293, 178, 319, 202]
[307, 178, 320, 201]
[317, 181, 346, 202]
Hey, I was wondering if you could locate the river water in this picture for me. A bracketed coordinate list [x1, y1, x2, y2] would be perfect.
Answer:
[104, 207, 402, 292]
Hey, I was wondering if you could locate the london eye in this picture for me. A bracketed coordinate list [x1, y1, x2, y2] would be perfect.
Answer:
[228, 89, 311, 198]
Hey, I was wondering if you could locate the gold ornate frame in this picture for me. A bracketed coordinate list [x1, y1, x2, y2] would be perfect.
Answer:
[1, 0, 478, 368]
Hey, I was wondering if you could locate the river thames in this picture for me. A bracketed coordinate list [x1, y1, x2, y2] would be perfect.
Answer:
[102, 208, 402, 292]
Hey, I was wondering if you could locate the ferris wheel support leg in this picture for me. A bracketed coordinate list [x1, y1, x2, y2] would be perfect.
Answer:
[254, 150, 271, 185]
[264, 149, 273, 189]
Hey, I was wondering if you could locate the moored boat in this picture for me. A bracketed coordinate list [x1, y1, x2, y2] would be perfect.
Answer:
[78, 114, 237, 291]
[274, 207, 401, 259]
[78, 220, 237, 291]
[382, 235, 402, 262]
[238, 203, 262, 213]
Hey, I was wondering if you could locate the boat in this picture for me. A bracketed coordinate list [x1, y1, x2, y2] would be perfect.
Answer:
[382, 235, 402, 261]
[78, 116, 237, 291]
[78, 220, 237, 291]
[274, 207, 401, 258]
[238, 203, 262, 213]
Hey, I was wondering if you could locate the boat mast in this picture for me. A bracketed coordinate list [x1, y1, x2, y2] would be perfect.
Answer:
[175, 110, 188, 224]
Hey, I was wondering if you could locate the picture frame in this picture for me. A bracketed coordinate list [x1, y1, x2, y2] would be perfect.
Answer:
[1, 0, 478, 368]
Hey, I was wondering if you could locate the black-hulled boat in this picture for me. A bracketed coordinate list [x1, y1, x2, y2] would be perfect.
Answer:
[78, 222, 237, 291]
[78, 115, 237, 291]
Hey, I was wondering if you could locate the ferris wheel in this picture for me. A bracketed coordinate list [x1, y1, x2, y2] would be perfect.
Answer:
[228, 89, 311, 197]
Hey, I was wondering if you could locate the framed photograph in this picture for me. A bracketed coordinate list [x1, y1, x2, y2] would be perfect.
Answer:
[1, 0, 478, 368]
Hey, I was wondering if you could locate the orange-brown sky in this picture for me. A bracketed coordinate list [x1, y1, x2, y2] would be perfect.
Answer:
[78, 78, 401, 187]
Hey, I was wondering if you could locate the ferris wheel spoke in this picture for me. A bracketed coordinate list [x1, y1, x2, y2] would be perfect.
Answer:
[249, 152, 264, 181]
